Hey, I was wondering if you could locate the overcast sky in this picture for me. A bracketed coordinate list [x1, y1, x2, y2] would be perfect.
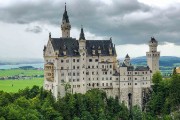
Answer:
[0, 0, 180, 59]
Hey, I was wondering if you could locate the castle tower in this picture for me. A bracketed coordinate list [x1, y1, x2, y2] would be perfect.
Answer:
[78, 26, 87, 93]
[124, 54, 131, 66]
[61, 3, 71, 38]
[146, 37, 160, 75]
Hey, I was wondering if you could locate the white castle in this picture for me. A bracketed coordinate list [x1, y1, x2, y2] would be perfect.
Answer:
[43, 4, 160, 108]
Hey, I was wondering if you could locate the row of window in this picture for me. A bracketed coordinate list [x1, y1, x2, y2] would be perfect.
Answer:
[60, 58, 112, 63]
[127, 71, 148, 75]
[60, 64, 112, 70]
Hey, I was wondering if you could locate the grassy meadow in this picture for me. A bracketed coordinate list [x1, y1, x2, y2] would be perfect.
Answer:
[0, 69, 44, 77]
[0, 78, 44, 92]
[0, 69, 44, 92]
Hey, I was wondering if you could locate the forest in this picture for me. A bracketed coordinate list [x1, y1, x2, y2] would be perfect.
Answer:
[0, 72, 180, 120]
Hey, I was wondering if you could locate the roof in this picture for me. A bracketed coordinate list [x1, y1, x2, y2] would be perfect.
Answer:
[149, 37, 157, 43]
[51, 38, 80, 57]
[49, 38, 116, 57]
[127, 66, 134, 71]
[125, 54, 130, 58]
[86, 40, 116, 56]
[134, 66, 150, 71]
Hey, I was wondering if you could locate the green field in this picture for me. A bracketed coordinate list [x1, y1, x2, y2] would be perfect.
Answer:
[0, 78, 44, 92]
[0, 69, 44, 77]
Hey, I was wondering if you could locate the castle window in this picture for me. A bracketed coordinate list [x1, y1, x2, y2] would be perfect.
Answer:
[110, 71, 112, 74]
[61, 73, 64, 76]
[102, 65, 104, 68]
[97, 72, 98, 75]
[66, 60, 69, 63]
[110, 65, 112, 68]
[77, 66, 79, 69]
[102, 77, 104, 80]
[116, 78, 118, 80]
[61, 60, 64, 63]
[69, 72, 72, 76]
[61, 67, 64, 70]
[69, 79, 71, 82]
[106, 77, 108, 80]
[97, 83, 99, 86]
[77, 59, 79, 62]
[97, 66, 98, 68]
[73, 59, 75, 62]
[97, 78, 98, 80]
[106, 83, 108, 86]
[92, 72, 94, 75]
[77, 72, 80, 76]
[92, 66, 94, 68]
[95, 59, 98, 62]
[77, 79, 79, 82]
[89, 78, 90, 80]
[135, 83, 137, 85]
[61, 80, 64, 83]
[102, 83, 104, 86]
[110, 77, 112, 80]
[73, 73, 75, 76]
[89, 59, 92, 62]
[73, 79, 75, 82]
[135, 78, 137, 80]
[135, 72, 137, 74]
[73, 66, 75, 69]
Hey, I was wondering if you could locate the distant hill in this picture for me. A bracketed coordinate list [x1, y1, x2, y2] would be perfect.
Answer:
[129, 56, 180, 74]
[130, 56, 180, 67]
[0, 57, 43, 65]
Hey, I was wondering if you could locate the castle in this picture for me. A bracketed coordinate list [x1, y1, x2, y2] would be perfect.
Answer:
[43, 4, 160, 108]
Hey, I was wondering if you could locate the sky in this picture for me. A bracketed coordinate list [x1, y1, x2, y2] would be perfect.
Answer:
[0, 0, 180, 59]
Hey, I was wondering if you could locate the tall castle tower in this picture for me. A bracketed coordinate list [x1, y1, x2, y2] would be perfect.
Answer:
[61, 3, 71, 38]
[146, 37, 160, 75]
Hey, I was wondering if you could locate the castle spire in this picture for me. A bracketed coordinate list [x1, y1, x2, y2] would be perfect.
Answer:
[61, 3, 71, 38]
[62, 3, 69, 23]
[79, 25, 85, 40]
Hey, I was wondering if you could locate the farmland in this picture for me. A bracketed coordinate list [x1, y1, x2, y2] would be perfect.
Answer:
[0, 69, 44, 77]
[0, 69, 44, 92]
[0, 78, 43, 92]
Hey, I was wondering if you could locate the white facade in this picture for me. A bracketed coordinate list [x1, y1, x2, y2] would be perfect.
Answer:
[43, 5, 160, 108]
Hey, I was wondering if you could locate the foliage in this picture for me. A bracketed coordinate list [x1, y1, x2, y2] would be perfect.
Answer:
[0, 87, 129, 120]
[145, 72, 180, 119]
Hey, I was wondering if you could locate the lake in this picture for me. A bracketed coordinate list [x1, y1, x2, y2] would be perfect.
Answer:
[0, 63, 44, 69]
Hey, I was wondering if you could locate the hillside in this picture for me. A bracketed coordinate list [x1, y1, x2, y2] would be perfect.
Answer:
[130, 56, 180, 74]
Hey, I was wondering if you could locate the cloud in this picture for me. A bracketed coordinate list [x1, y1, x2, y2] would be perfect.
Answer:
[25, 26, 42, 33]
[0, 0, 180, 45]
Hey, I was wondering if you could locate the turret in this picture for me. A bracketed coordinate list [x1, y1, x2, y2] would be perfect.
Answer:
[124, 54, 131, 66]
[79, 26, 85, 40]
[79, 26, 86, 50]
[61, 3, 71, 38]
[146, 37, 160, 75]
